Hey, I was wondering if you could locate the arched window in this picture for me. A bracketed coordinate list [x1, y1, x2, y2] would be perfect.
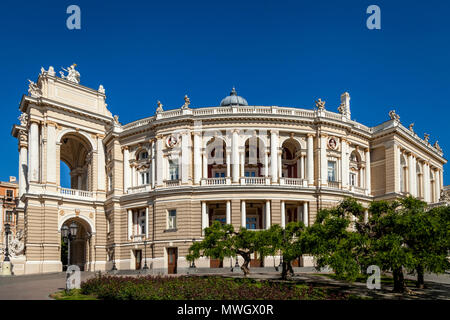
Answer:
[244, 137, 265, 177]
[206, 137, 227, 178]
[59, 133, 92, 191]
[137, 150, 149, 161]
[349, 151, 361, 187]
[281, 139, 301, 178]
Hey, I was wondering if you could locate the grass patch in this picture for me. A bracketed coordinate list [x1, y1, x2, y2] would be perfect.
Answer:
[50, 289, 98, 300]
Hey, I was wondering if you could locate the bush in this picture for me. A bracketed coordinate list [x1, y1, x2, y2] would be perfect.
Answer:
[80, 274, 348, 300]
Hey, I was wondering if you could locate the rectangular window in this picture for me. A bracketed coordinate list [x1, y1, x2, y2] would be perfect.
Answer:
[108, 173, 113, 191]
[349, 173, 356, 186]
[246, 217, 257, 229]
[140, 172, 150, 185]
[169, 160, 179, 181]
[327, 161, 336, 182]
[5, 211, 13, 223]
[6, 190, 13, 199]
[137, 210, 146, 235]
[168, 209, 177, 229]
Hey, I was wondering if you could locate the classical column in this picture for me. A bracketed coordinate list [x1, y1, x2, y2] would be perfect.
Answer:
[264, 151, 269, 177]
[365, 148, 371, 194]
[156, 136, 164, 186]
[341, 139, 348, 189]
[240, 152, 245, 178]
[133, 211, 138, 235]
[181, 131, 190, 184]
[151, 140, 156, 188]
[307, 134, 314, 185]
[297, 206, 302, 223]
[301, 156, 305, 179]
[193, 132, 201, 184]
[130, 164, 135, 187]
[28, 120, 40, 182]
[201, 202, 208, 235]
[408, 153, 415, 196]
[202, 152, 207, 179]
[226, 201, 231, 225]
[423, 162, 430, 202]
[280, 201, 286, 228]
[241, 200, 246, 228]
[265, 200, 271, 229]
[18, 131, 28, 201]
[232, 129, 239, 183]
[46, 123, 57, 184]
[123, 147, 130, 192]
[303, 202, 309, 227]
[435, 170, 440, 202]
[277, 150, 282, 178]
[226, 150, 231, 177]
[97, 135, 106, 191]
[127, 209, 133, 240]
[320, 133, 328, 186]
[77, 174, 82, 189]
[145, 207, 149, 239]
[270, 130, 279, 183]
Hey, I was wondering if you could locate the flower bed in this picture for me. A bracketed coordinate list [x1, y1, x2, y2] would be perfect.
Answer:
[80, 275, 349, 300]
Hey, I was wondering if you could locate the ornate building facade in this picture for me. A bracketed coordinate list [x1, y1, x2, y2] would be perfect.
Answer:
[6, 65, 447, 275]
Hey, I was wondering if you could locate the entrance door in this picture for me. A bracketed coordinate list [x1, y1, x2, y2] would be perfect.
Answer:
[167, 248, 178, 274]
[250, 252, 263, 267]
[210, 259, 223, 268]
[135, 250, 142, 270]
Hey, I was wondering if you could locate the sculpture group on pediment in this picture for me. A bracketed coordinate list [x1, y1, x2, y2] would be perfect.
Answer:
[60, 64, 80, 84]
[18, 113, 28, 126]
[27, 80, 42, 98]
[389, 110, 400, 121]
[182, 95, 191, 109]
[315, 98, 326, 111]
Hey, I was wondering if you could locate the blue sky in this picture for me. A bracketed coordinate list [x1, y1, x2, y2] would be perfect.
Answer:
[0, 0, 448, 185]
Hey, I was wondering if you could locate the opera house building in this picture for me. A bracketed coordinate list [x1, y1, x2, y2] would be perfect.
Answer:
[3, 65, 446, 275]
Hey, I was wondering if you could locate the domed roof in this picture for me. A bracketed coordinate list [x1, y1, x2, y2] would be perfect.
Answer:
[220, 88, 248, 106]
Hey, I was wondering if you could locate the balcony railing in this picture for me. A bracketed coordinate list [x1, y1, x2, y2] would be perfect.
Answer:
[163, 180, 181, 188]
[59, 187, 93, 199]
[280, 177, 307, 187]
[131, 234, 145, 242]
[127, 184, 152, 194]
[327, 181, 340, 189]
[201, 178, 231, 186]
[241, 177, 269, 185]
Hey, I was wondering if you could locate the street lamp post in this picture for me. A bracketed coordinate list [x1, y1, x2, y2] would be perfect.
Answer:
[61, 222, 79, 269]
[1, 223, 12, 276]
[111, 246, 117, 271]
[189, 239, 196, 268]
[143, 239, 149, 270]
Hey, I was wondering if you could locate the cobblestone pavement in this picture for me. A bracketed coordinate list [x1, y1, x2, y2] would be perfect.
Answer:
[0, 269, 448, 300]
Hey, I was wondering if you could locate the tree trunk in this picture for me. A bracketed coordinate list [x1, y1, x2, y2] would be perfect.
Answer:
[393, 267, 406, 293]
[281, 260, 294, 280]
[240, 254, 251, 277]
[416, 265, 425, 289]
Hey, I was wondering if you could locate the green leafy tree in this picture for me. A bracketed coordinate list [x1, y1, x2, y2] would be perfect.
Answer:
[187, 221, 272, 276]
[265, 222, 305, 279]
[303, 198, 365, 281]
[398, 198, 450, 288]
